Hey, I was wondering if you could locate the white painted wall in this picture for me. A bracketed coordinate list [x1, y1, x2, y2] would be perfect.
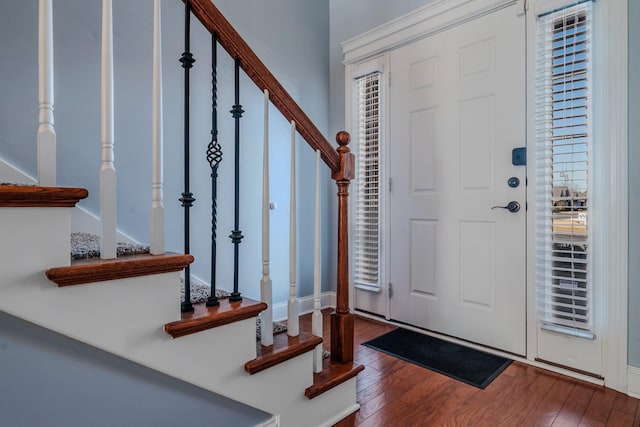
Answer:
[0, 0, 331, 307]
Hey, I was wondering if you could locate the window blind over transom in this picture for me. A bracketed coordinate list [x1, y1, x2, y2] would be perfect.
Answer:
[353, 72, 381, 289]
[535, 1, 594, 335]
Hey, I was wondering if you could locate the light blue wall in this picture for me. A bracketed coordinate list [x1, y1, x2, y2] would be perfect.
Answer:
[628, 0, 640, 368]
[0, 0, 331, 306]
[328, 0, 433, 136]
[0, 312, 272, 426]
[160, 0, 332, 304]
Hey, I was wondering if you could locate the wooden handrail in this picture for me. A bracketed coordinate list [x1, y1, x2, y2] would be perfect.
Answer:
[185, 0, 356, 364]
[187, 0, 340, 172]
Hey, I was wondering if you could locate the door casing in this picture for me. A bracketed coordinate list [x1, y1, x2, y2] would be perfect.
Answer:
[343, 0, 629, 392]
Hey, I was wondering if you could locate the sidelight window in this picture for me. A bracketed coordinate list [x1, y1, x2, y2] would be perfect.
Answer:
[535, 1, 594, 337]
[353, 71, 382, 290]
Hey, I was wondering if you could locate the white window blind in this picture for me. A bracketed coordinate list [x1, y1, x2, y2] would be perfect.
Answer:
[353, 72, 381, 289]
[535, 1, 594, 335]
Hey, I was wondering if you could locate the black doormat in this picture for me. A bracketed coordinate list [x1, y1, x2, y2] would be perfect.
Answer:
[363, 328, 512, 389]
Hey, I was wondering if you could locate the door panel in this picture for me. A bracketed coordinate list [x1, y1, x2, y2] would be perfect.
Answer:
[389, 4, 526, 355]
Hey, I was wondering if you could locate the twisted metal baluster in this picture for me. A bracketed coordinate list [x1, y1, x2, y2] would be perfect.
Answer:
[206, 32, 222, 307]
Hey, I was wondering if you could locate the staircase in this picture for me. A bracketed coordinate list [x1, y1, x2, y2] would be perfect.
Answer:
[0, 185, 361, 426]
[0, 1, 363, 426]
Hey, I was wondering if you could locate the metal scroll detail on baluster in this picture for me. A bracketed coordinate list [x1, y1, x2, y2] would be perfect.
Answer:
[206, 32, 222, 307]
[228, 58, 244, 302]
[179, 0, 196, 313]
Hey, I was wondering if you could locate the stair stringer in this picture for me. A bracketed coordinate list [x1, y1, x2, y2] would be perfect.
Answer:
[0, 205, 359, 427]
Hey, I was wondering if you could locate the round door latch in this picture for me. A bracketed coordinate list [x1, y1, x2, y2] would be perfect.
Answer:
[508, 177, 520, 188]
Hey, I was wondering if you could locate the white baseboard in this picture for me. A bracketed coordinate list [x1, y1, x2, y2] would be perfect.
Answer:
[70, 206, 138, 244]
[0, 157, 37, 184]
[319, 403, 359, 427]
[628, 365, 640, 398]
[1, 156, 137, 244]
[256, 415, 280, 427]
[187, 273, 337, 322]
[272, 292, 337, 322]
[187, 273, 215, 291]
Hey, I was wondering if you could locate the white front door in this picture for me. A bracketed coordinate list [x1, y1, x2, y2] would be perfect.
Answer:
[388, 3, 527, 355]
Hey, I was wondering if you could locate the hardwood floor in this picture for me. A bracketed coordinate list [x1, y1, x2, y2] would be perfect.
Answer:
[301, 310, 640, 427]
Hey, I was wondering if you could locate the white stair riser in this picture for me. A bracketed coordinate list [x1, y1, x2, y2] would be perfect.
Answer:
[0, 205, 358, 426]
[0, 208, 71, 283]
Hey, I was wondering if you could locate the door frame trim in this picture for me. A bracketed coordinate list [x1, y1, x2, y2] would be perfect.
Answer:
[342, 0, 521, 65]
[524, 0, 629, 393]
[345, 53, 391, 318]
[594, 0, 628, 393]
[343, 0, 526, 334]
[342, 0, 629, 393]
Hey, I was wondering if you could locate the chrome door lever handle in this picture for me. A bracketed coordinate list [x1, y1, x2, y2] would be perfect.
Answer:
[492, 201, 520, 213]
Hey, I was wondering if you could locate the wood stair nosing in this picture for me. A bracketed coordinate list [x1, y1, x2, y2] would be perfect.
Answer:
[0, 185, 88, 207]
[45, 253, 194, 287]
[304, 359, 365, 400]
[244, 331, 323, 375]
[164, 298, 267, 339]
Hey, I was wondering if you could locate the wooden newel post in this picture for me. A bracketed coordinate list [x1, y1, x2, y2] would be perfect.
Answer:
[331, 131, 355, 363]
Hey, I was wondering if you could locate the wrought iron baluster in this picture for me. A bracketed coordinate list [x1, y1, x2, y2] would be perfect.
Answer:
[207, 32, 222, 307]
[229, 58, 244, 302]
[179, 0, 195, 313]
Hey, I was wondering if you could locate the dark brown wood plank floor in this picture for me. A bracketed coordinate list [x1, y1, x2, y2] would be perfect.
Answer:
[300, 310, 640, 427]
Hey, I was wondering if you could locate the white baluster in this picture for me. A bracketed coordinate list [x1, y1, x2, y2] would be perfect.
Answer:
[100, 0, 117, 259]
[261, 90, 273, 346]
[150, 0, 165, 255]
[37, 0, 56, 186]
[288, 121, 299, 337]
[312, 149, 323, 372]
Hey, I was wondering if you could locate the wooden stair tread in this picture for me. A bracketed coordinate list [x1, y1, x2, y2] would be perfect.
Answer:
[46, 253, 193, 287]
[0, 185, 88, 207]
[305, 359, 364, 399]
[245, 331, 322, 375]
[164, 298, 267, 339]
